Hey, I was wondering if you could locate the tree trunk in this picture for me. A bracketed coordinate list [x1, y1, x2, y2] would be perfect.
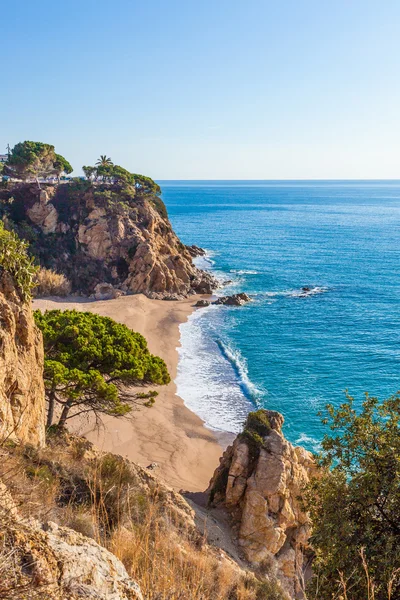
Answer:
[46, 389, 56, 429]
[58, 400, 73, 428]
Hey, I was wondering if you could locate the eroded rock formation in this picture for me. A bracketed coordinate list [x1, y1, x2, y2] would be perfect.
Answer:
[0, 183, 217, 298]
[0, 270, 45, 446]
[208, 410, 316, 599]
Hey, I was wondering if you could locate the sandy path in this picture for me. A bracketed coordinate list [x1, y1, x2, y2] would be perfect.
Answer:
[33, 294, 223, 492]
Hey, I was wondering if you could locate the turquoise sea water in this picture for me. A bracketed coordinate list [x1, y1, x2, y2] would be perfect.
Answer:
[160, 181, 400, 450]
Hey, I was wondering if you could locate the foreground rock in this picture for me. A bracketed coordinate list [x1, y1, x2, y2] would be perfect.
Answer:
[0, 270, 45, 447]
[213, 293, 251, 306]
[0, 183, 218, 299]
[208, 410, 316, 599]
[0, 480, 143, 600]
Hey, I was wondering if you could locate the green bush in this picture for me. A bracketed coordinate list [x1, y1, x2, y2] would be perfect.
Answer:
[0, 221, 37, 300]
[245, 410, 271, 438]
[304, 392, 400, 600]
[240, 410, 271, 460]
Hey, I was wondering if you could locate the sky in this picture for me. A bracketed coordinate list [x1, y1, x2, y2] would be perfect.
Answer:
[2, 0, 400, 179]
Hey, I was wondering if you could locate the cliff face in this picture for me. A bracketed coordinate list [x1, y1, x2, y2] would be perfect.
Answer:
[208, 410, 316, 599]
[0, 270, 45, 446]
[0, 183, 216, 298]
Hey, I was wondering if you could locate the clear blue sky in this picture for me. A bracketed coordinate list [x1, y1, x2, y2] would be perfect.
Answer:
[2, 0, 400, 179]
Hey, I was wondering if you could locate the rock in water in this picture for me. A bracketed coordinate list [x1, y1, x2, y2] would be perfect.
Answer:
[212, 293, 251, 306]
[185, 244, 206, 257]
[208, 409, 317, 598]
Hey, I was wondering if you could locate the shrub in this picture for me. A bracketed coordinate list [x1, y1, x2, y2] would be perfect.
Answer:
[244, 410, 271, 438]
[0, 221, 37, 300]
[33, 266, 71, 297]
[304, 392, 400, 600]
[240, 410, 271, 461]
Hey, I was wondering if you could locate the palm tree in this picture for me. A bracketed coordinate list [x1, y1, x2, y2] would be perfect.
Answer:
[96, 155, 113, 167]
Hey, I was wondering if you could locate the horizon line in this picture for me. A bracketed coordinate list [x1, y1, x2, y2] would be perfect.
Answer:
[155, 178, 400, 182]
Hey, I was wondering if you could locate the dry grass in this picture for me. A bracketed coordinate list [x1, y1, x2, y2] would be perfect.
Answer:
[305, 549, 400, 600]
[0, 434, 285, 600]
[33, 267, 71, 297]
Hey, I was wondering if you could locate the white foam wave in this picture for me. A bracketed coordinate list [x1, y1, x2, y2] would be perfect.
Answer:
[229, 269, 259, 275]
[256, 286, 329, 299]
[176, 309, 255, 433]
[296, 433, 321, 453]
[217, 340, 263, 402]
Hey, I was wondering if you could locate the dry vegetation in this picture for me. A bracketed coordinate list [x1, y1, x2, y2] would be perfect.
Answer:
[33, 267, 71, 297]
[0, 431, 284, 600]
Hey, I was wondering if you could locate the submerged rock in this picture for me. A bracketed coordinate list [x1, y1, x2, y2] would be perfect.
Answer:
[212, 293, 251, 306]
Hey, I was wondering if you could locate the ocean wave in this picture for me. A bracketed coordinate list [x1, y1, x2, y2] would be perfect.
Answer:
[289, 286, 329, 298]
[216, 339, 262, 402]
[256, 286, 329, 299]
[229, 269, 259, 275]
[175, 310, 255, 433]
[295, 433, 321, 453]
[193, 254, 215, 269]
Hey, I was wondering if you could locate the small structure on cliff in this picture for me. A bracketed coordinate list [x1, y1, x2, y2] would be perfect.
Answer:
[208, 409, 316, 599]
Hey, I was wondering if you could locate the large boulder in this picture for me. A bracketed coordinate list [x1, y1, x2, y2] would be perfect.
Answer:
[0, 271, 45, 447]
[208, 410, 317, 599]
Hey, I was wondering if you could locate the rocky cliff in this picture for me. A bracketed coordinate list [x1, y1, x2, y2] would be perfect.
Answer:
[0, 182, 216, 298]
[0, 270, 45, 446]
[208, 410, 316, 599]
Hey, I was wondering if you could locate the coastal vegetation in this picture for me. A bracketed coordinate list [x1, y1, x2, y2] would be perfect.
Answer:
[33, 266, 72, 297]
[305, 393, 400, 599]
[34, 309, 170, 428]
[4, 140, 72, 183]
[0, 220, 37, 300]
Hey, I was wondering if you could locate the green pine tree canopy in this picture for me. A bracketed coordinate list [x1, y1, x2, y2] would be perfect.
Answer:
[5, 141, 72, 180]
[0, 221, 37, 300]
[34, 309, 170, 427]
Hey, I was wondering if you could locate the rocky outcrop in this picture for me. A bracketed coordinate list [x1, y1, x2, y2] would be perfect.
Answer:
[26, 189, 59, 234]
[0, 183, 217, 299]
[0, 480, 143, 599]
[185, 244, 206, 258]
[213, 293, 251, 306]
[208, 410, 316, 599]
[0, 270, 45, 446]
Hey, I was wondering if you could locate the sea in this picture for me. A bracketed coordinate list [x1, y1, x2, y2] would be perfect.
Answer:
[159, 181, 400, 452]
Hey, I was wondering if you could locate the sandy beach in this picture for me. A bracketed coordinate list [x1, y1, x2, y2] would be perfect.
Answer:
[33, 294, 224, 492]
